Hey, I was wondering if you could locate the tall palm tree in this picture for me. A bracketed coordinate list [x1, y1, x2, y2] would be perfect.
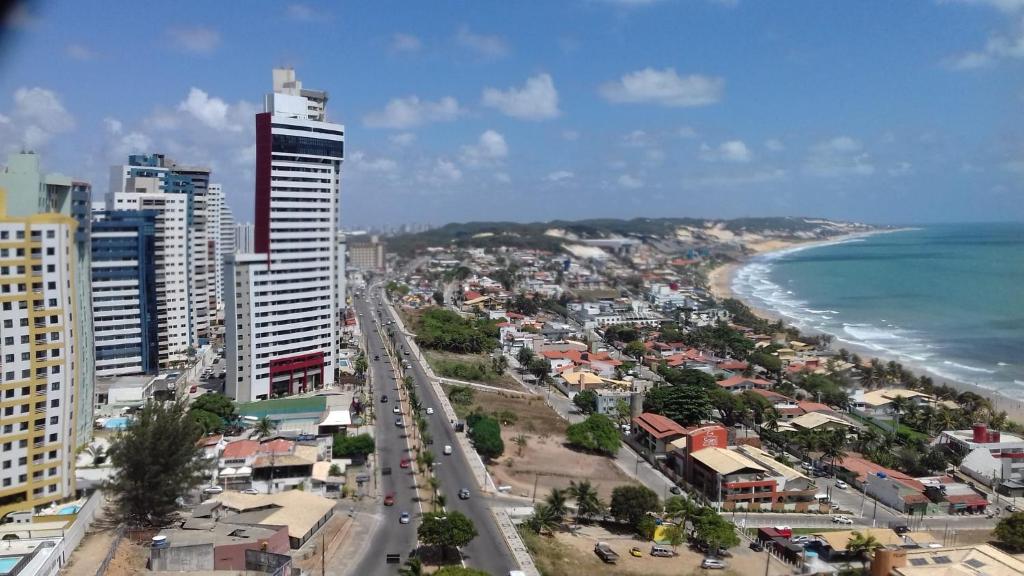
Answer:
[846, 531, 883, 573]
[253, 416, 275, 439]
[398, 557, 423, 576]
[820, 429, 849, 475]
[889, 395, 910, 435]
[567, 480, 603, 522]
[527, 503, 560, 535]
[545, 488, 569, 523]
[428, 476, 441, 511]
[514, 434, 528, 457]
[664, 495, 697, 529]
[856, 428, 881, 454]
[763, 408, 780, 433]
[938, 407, 960, 432]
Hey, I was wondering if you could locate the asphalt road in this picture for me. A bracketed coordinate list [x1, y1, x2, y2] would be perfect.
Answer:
[374, 292, 518, 575]
[349, 294, 420, 575]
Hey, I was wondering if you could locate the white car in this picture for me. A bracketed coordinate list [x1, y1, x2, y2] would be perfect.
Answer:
[832, 515, 854, 525]
[392, 406, 401, 414]
[701, 558, 727, 570]
[202, 485, 224, 495]
[443, 444, 453, 455]
[426, 407, 434, 415]
[835, 480, 848, 490]
[241, 488, 259, 495]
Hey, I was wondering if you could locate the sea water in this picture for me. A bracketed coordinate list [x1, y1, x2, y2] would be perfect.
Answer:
[731, 223, 1024, 400]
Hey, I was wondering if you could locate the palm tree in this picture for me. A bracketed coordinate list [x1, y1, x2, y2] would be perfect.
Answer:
[856, 428, 881, 454]
[889, 395, 910, 435]
[795, 430, 817, 459]
[763, 408, 780, 433]
[514, 434, 528, 457]
[846, 531, 883, 572]
[545, 488, 569, 523]
[820, 429, 848, 475]
[84, 443, 107, 466]
[253, 416, 275, 439]
[527, 503, 560, 535]
[917, 405, 937, 435]
[398, 557, 423, 576]
[428, 476, 441, 511]
[937, 407, 960, 432]
[664, 495, 697, 529]
[567, 480, 603, 522]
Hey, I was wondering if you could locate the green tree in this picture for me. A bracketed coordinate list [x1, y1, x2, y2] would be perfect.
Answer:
[637, 515, 658, 540]
[691, 507, 740, 551]
[432, 290, 445, 306]
[514, 434, 528, 457]
[398, 557, 423, 576]
[709, 387, 747, 426]
[663, 523, 685, 551]
[190, 392, 237, 422]
[189, 409, 223, 435]
[332, 433, 376, 458]
[644, 384, 712, 426]
[624, 340, 647, 360]
[467, 415, 504, 460]
[516, 347, 535, 369]
[609, 485, 660, 530]
[528, 357, 552, 381]
[573, 389, 598, 414]
[545, 488, 569, 523]
[820, 429, 849, 475]
[995, 512, 1024, 552]
[328, 463, 343, 477]
[354, 354, 368, 377]
[105, 399, 206, 525]
[566, 414, 622, 455]
[84, 443, 107, 466]
[447, 385, 475, 406]
[664, 495, 698, 527]
[418, 511, 478, 554]
[526, 503, 560, 535]
[845, 531, 883, 572]
[253, 416, 276, 438]
[567, 480, 603, 522]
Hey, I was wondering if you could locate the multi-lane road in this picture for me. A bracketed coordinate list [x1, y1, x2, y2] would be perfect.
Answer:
[350, 291, 517, 575]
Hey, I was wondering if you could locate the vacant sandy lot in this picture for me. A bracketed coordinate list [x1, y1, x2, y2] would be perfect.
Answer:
[457, 388, 636, 502]
[526, 524, 791, 576]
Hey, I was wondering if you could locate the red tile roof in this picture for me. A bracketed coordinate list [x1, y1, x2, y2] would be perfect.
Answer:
[717, 360, 749, 371]
[835, 455, 925, 492]
[222, 439, 259, 458]
[747, 389, 794, 403]
[464, 290, 483, 301]
[797, 401, 834, 414]
[633, 412, 688, 440]
[717, 375, 772, 389]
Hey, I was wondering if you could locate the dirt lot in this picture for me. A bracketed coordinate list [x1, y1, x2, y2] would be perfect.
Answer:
[424, 349, 524, 390]
[455, 387, 636, 501]
[524, 524, 790, 576]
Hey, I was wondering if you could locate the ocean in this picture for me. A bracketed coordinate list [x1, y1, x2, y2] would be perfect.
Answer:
[730, 223, 1024, 400]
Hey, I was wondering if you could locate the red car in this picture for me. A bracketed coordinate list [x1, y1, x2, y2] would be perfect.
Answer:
[189, 384, 197, 394]
[399, 458, 411, 469]
[384, 493, 395, 506]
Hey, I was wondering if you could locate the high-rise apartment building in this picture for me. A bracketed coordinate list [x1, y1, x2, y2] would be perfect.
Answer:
[91, 210, 158, 376]
[207, 184, 225, 317]
[107, 157, 192, 368]
[225, 69, 343, 402]
[347, 233, 385, 271]
[234, 222, 254, 254]
[0, 152, 95, 450]
[0, 190, 80, 517]
[219, 200, 235, 267]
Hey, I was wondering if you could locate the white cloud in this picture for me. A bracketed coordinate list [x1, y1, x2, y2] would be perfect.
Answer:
[423, 158, 463, 184]
[683, 168, 788, 189]
[0, 87, 76, 150]
[804, 136, 876, 178]
[600, 67, 724, 107]
[482, 74, 560, 120]
[495, 172, 511, 184]
[764, 138, 785, 152]
[389, 132, 417, 147]
[103, 118, 123, 135]
[1002, 159, 1024, 173]
[545, 170, 575, 182]
[618, 174, 644, 189]
[888, 161, 914, 177]
[677, 125, 698, 139]
[65, 43, 96, 61]
[110, 131, 154, 160]
[233, 144, 256, 166]
[461, 130, 509, 167]
[562, 130, 580, 141]
[177, 88, 238, 131]
[167, 26, 221, 55]
[286, 4, 325, 21]
[455, 25, 509, 58]
[943, 0, 1024, 12]
[624, 130, 652, 147]
[391, 33, 422, 53]
[700, 140, 752, 163]
[350, 151, 399, 174]
[644, 148, 666, 166]
[363, 95, 462, 129]
[947, 19, 1024, 69]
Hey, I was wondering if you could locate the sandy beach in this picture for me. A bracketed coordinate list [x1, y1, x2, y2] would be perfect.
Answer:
[706, 231, 1024, 426]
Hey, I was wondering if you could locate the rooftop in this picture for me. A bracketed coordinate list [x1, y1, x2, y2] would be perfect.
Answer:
[633, 412, 688, 440]
[212, 490, 335, 540]
[888, 544, 1024, 576]
[690, 446, 768, 476]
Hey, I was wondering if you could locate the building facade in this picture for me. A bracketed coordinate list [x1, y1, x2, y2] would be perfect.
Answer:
[226, 69, 344, 402]
[0, 191, 79, 517]
[346, 233, 384, 271]
[207, 184, 225, 317]
[234, 222, 255, 254]
[91, 210, 159, 376]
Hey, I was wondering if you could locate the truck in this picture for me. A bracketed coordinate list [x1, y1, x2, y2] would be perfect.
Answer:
[594, 542, 619, 564]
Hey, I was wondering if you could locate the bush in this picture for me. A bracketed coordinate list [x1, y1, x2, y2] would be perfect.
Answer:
[609, 485, 660, 530]
[565, 414, 621, 455]
[333, 433, 375, 458]
[448, 385, 475, 406]
[416, 308, 498, 354]
[467, 414, 504, 460]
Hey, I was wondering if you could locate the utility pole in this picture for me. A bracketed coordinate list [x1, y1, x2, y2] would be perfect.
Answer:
[321, 532, 326, 576]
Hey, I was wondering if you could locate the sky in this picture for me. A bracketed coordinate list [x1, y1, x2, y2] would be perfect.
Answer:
[0, 0, 1021, 228]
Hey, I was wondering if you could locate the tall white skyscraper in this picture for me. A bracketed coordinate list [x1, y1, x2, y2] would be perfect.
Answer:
[225, 69, 343, 401]
[207, 184, 225, 316]
[234, 222, 254, 254]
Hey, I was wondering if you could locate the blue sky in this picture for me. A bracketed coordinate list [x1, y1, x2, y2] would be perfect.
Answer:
[0, 0, 1021, 227]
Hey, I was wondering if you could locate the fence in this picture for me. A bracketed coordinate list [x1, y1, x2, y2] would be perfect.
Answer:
[60, 489, 103, 557]
[94, 525, 125, 576]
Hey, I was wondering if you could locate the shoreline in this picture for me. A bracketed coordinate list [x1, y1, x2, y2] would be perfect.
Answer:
[706, 228, 1024, 425]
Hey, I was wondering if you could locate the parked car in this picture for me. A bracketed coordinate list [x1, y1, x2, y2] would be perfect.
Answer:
[650, 545, 676, 557]
[384, 493, 395, 506]
[393, 406, 401, 414]
[701, 558, 727, 570]
[373, 355, 380, 361]
[202, 485, 223, 494]
[832, 515, 854, 525]
[400, 458, 411, 469]
[395, 418, 404, 427]
[399, 512, 410, 524]
[629, 547, 642, 557]
[381, 395, 388, 403]
[791, 536, 811, 544]
[834, 480, 848, 489]
[1007, 505, 1020, 513]
[241, 488, 259, 495]
[426, 407, 434, 415]
[458, 488, 471, 500]
[749, 541, 764, 552]
[189, 385, 198, 394]
[443, 444, 453, 455]
[669, 486, 682, 495]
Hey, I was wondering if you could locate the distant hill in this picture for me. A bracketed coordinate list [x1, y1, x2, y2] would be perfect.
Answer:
[387, 216, 877, 256]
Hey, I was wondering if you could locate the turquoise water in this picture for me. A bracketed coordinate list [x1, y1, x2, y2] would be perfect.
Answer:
[732, 223, 1024, 399]
[58, 504, 80, 515]
[103, 417, 129, 429]
[0, 557, 21, 574]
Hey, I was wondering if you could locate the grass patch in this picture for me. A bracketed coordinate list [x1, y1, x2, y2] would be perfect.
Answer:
[426, 350, 522, 390]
